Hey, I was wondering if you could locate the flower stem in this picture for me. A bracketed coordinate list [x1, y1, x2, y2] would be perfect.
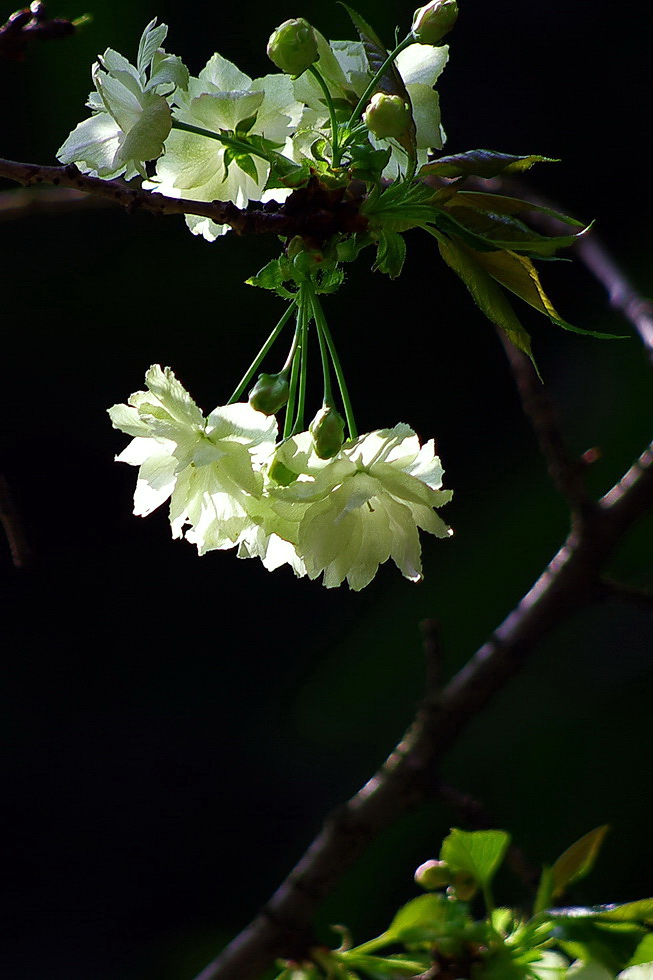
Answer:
[309, 287, 358, 440]
[291, 286, 311, 435]
[228, 299, 297, 404]
[307, 65, 341, 166]
[283, 309, 303, 440]
[345, 34, 414, 131]
[171, 120, 271, 162]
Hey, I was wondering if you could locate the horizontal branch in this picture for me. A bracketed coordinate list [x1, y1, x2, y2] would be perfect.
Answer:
[0, 158, 368, 242]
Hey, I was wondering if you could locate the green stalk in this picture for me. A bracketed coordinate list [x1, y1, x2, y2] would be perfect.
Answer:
[345, 34, 415, 130]
[227, 299, 297, 404]
[307, 64, 341, 165]
[314, 305, 335, 408]
[283, 311, 303, 440]
[171, 120, 271, 162]
[290, 288, 311, 435]
[309, 287, 358, 440]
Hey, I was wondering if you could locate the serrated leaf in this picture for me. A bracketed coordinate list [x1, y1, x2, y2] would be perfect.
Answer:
[440, 828, 511, 889]
[441, 204, 588, 256]
[464, 247, 622, 337]
[420, 149, 558, 179]
[447, 191, 585, 228]
[373, 229, 406, 278]
[340, 952, 429, 976]
[340, 3, 417, 159]
[550, 826, 610, 899]
[434, 234, 537, 367]
[246, 258, 295, 299]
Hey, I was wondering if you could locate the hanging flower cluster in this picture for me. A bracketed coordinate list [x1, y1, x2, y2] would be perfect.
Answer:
[109, 365, 452, 590]
[59, 4, 596, 588]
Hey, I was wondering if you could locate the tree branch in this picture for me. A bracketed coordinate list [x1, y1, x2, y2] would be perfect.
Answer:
[0, 158, 368, 242]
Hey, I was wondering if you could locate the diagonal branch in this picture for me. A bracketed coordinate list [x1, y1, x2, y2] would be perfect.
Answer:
[190, 437, 653, 980]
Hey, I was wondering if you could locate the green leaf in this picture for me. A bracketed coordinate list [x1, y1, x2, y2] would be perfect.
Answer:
[550, 826, 610, 900]
[420, 149, 559, 179]
[463, 246, 623, 338]
[434, 234, 537, 367]
[373, 229, 406, 278]
[246, 258, 295, 299]
[440, 828, 511, 889]
[552, 918, 645, 974]
[446, 190, 585, 228]
[439, 204, 588, 256]
[545, 900, 653, 926]
[387, 893, 454, 944]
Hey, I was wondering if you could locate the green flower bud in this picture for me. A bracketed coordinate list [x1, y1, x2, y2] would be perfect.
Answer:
[248, 372, 289, 415]
[414, 859, 451, 891]
[363, 93, 412, 140]
[411, 0, 458, 45]
[267, 18, 318, 77]
[310, 406, 345, 459]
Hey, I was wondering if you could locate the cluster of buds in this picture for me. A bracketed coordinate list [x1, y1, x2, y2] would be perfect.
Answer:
[415, 859, 479, 902]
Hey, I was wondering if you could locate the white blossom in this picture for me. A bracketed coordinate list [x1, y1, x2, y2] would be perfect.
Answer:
[108, 365, 277, 554]
[57, 20, 188, 179]
[144, 56, 303, 241]
[269, 424, 452, 590]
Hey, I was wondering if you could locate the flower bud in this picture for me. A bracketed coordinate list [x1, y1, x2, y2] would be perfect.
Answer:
[248, 373, 289, 415]
[310, 406, 345, 459]
[414, 859, 451, 891]
[411, 0, 458, 45]
[363, 93, 412, 140]
[267, 18, 319, 76]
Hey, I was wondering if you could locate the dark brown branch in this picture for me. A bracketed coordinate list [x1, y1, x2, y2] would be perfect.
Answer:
[0, 473, 31, 567]
[191, 438, 653, 980]
[497, 333, 594, 519]
[599, 578, 653, 610]
[0, 159, 368, 243]
[0, 3, 75, 61]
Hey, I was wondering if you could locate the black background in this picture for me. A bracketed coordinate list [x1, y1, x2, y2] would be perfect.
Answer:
[1, 1, 653, 978]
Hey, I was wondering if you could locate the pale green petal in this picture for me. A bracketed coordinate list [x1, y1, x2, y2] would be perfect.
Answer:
[148, 51, 190, 92]
[108, 402, 150, 438]
[57, 113, 123, 176]
[395, 43, 449, 87]
[142, 364, 205, 427]
[100, 47, 139, 79]
[118, 96, 171, 164]
[251, 74, 303, 139]
[567, 962, 614, 980]
[198, 51, 252, 92]
[206, 402, 278, 447]
[406, 83, 443, 149]
[619, 966, 653, 980]
[133, 451, 177, 516]
[115, 436, 162, 466]
[136, 19, 168, 76]
[155, 128, 223, 190]
[190, 90, 263, 131]
[184, 214, 230, 241]
[96, 70, 144, 132]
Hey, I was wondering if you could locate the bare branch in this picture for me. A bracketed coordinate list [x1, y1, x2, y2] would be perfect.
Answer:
[0, 158, 368, 243]
[0, 3, 75, 61]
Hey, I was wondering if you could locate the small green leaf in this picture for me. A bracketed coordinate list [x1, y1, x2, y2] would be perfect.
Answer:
[629, 936, 653, 967]
[387, 893, 452, 944]
[550, 826, 610, 899]
[440, 828, 511, 889]
[534, 865, 555, 916]
[246, 258, 295, 298]
[234, 153, 259, 183]
[373, 229, 406, 278]
[339, 952, 430, 977]
[544, 900, 653, 926]
[420, 149, 558, 179]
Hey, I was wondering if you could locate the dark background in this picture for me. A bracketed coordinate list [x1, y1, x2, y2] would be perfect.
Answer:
[1, 1, 652, 978]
